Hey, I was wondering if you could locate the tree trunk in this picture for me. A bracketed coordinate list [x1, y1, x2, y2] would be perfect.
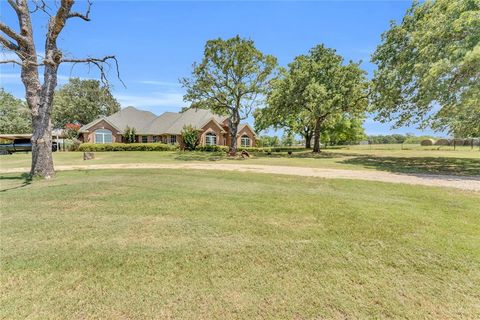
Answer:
[229, 121, 239, 155]
[305, 132, 312, 149]
[31, 109, 54, 178]
[228, 110, 240, 155]
[24, 53, 59, 178]
[313, 117, 322, 153]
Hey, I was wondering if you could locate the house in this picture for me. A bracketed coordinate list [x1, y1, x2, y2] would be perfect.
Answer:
[78, 106, 256, 148]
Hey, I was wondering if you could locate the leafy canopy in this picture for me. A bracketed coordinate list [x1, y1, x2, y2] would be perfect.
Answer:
[0, 89, 31, 134]
[371, 0, 480, 136]
[258, 44, 369, 151]
[181, 36, 277, 152]
[53, 78, 120, 128]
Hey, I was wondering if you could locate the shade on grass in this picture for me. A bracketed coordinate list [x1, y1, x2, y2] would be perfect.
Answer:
[1, 144, 479, 175]
[1, 169, 479, 319]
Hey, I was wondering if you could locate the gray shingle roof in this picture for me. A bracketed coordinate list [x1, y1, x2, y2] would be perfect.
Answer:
[161, 109, 227, 134]
[80, 106, 233, 135]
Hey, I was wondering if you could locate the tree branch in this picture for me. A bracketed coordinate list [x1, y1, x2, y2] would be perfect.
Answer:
[45, 0, 75, 50]
[0, 34, 19, 51]
[7, 0, 21, 14]
[67, 0, 92, 21]
[29, 0, 51, 16]
[0, 59, 23, 66]
[0, 22, 24, 44]
[61, 55, 125, 88]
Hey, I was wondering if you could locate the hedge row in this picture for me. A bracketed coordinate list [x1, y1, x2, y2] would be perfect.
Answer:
[77, 143, 308, 153]
[195, 145, 229, 152]
[78, 143, 178, 152]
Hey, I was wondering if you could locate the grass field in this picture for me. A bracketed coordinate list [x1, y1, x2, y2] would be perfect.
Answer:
[1, 169, 479, 319]
[1, 144, 479, 175]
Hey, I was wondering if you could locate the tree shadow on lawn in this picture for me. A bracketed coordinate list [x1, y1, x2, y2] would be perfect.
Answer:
[341, 156, 480, 176]
[174, 150, 347, 162]
[0, 173, 32, 192]
[253, 150, 347, 159]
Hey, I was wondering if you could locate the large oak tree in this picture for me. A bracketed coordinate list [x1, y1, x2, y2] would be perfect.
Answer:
[371, 0, 480, 137]
[53, 78, 120, 128]
[0, 0, 120, 178]
[259, 44, 369, 152]
[181, 36, 277, 155]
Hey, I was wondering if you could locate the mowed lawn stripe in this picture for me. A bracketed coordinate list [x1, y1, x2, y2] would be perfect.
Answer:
[1, 169, 479, 319]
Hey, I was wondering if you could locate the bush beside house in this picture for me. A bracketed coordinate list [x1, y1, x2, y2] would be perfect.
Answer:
[78, 143, 178, 152]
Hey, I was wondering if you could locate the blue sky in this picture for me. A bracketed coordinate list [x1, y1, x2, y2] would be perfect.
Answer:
[0, 0, 442, 136]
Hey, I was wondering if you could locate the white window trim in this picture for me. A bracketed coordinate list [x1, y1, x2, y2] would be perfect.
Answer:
[94, 129, 113, 144]
[205, 132, 217, 146]
[241, 135, 250, 147]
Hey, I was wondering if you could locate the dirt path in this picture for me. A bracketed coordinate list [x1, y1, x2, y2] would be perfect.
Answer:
[1, 163, 479, 191]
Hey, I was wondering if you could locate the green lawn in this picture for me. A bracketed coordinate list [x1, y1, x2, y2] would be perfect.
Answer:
[1, 169, 479, 319]
[1, 144, 479, 175]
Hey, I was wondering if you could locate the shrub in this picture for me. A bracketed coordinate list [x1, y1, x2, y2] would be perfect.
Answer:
[181, 125, 200, 151]
[196, 145, 229, 152]
[78, 143, 178, 152]
[64, 123, 81, 140]
[67, 139, 81, 151]
[123, 126, 136, 143]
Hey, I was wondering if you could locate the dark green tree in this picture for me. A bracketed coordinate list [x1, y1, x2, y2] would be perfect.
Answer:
[0, 89, 31, 134]
[53, 78, 120, 128]
[181, 35, 277, 155]
[371, 0, 480, 137]
[261, 44, 369, 152]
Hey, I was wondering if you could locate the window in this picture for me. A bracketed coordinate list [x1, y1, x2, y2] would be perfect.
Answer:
[241, 135, 251, 147]
[205, 132, 217, 146]
[94, 129, 113, 144]
[170, 135, 177, 144]
[152, 136, 157, 143]
[141, 136, 148, 143]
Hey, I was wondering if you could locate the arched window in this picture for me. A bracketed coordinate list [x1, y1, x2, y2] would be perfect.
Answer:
[94, 129, 113, 144]
[205, 132, 217, 146]
[241, 134, 251, 147]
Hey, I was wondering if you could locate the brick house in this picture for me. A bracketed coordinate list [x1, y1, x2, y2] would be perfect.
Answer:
[78, 106, 256, 148]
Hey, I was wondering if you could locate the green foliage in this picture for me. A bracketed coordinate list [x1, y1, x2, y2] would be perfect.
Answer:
[0, 88, 31, 134]
[181, 125, 200, 151]
[195, 145, 229, 152]
[321, 115, 366, 146]
[78, 143, 178, 152]
[281, 132, 295, 147]
[256, 135, 280, 147]
[371, 0, 480, 136]
[64, 123, 81, 140]
[181, 35, 277, 153]
[53, 78, 120, 128]
[123, 126, 137, 144]
[260, 44, 369, 152]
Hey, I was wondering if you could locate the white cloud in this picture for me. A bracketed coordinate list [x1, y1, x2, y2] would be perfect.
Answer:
[115, 92, 185, 110]
[137, 80, 181, 87]
[0, 72, 96, 86]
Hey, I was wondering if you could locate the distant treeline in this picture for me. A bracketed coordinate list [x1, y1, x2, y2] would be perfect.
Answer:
[367, 134, 437, 144]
